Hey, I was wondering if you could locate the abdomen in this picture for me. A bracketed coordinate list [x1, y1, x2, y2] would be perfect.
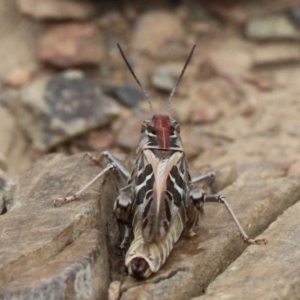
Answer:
[125, 207, 185, 278]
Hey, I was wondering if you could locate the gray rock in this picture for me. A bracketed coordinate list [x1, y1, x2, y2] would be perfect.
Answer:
[187, 3, 210, 21]
[103, 83, 143, 108]
[10, 70, 119, 151]
[245, 14, 299, 40]
[151, 63, 183, 92]
[290, 6, 300, 28]
[17, 0, 96, 20]
[0, 153, 117, 299]
[194, 196, 300, 300]
[120, 164, 300, 300]
[114, 83, 143, 108]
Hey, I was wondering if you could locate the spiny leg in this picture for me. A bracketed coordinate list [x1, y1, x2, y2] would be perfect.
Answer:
[187, 172, 218, 236]
[84, 152, 135, 249]
[192, 171, 217, 194]
[205, 194, 268, 245]
[85, 151, 130, 179]
[192, 171, 215, 184]
[54, 163, 117, 206]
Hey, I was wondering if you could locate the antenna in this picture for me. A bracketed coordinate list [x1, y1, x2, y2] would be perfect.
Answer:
[166, 44, 196, 114]
[117, 43, 154, 115]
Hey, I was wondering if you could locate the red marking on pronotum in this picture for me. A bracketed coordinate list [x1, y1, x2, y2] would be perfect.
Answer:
[152, 114, 170, 149]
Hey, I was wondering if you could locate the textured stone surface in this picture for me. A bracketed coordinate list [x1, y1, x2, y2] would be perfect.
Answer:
[9, 70, 119, 151]
[120, 164, 300, 300]
[194, 199, 300, 300]
[17, 0, 96, 20]
[0, 153, 118, 299]
[39, 22, 105, 67]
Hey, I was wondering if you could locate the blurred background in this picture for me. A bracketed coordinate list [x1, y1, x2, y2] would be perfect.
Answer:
[0, 0, 300, 181]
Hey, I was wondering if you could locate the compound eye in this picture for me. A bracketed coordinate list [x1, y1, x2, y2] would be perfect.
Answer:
[148, 130, 157, 138]
[147, 126, 157, 137]
[141, 122, 147, 133]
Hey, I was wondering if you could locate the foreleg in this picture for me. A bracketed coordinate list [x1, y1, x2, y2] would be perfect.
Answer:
[54, 150, 131, 206]
[192, 171, 217, 194]
[85, 151, 130, 179]
[54, 163, 117, 206]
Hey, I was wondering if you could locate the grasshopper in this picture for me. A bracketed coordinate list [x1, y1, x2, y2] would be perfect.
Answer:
[54, 44, 267, 279]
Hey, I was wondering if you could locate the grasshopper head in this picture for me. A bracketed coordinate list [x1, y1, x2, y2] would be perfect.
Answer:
[139, 114, 183, 151]
[117, 43, 196, 133]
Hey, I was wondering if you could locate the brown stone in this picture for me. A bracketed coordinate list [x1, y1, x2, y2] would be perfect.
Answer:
[87, 130, 115, 151]
[115, 115, 146, 151]
[120, 164, 300, 300]
[5, 66, 33, 87]
[288, 159, 300, 177]
[0, 106, 33, 178]
[132, 11, 185, 58]
[208, 0, 300, 25]
[39, 23, 105, 67]
[190, 106, 222, 124]
[0, 2, 40, 81]
[108, 281, 122, 300]
[194, 200, 300, 299]
[17, 0, 96, 20]
[0, 153, 117, 299]
[252, 43, 300, 67]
